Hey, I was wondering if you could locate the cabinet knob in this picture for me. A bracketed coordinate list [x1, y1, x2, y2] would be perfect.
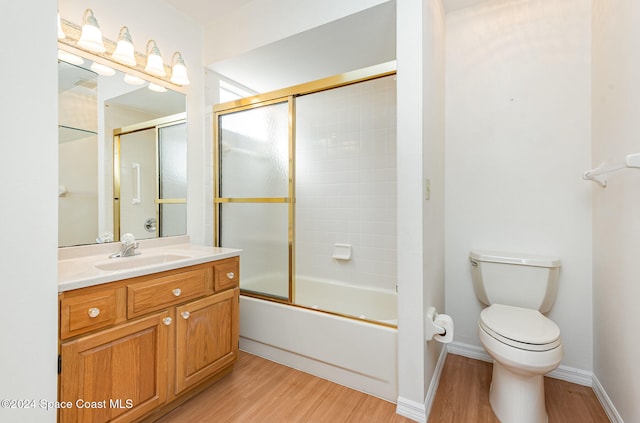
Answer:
[162, 317, 172, 326]
[172, 288, 182, 297]
[88, 307, 101, 318]
[227, 272, 235, 279]
[181, 311, 190, 320]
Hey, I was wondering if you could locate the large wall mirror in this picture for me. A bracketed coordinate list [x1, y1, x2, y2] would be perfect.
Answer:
[58, 47, 186, 247]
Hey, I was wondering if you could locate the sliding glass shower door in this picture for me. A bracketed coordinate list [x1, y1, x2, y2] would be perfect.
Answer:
[215, 63, 397, 324]
[216, 100, 292, 300]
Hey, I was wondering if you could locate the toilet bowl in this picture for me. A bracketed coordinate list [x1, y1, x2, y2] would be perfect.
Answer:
[469, 250, 563, 423]
[478, 304, 563, 423]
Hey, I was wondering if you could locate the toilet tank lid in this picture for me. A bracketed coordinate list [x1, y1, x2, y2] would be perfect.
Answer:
[470, 250, 560, 268]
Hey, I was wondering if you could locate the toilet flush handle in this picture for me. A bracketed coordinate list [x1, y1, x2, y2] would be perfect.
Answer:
[470, 259, 478, 266]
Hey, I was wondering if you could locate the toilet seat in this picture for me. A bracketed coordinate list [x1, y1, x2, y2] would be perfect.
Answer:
[480, 304, 561, 352]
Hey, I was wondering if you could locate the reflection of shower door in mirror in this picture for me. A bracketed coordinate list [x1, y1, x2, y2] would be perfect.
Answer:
[216, 101, 292, 301]
[158, 122, 187, 237]
[115, 117, 186, 241]
[118, 128, 157, 240]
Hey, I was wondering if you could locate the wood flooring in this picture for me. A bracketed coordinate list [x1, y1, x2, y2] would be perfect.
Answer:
[156, 351, 413, 423]
[429, 354, 610, 423]
[157, 351, 609, 423]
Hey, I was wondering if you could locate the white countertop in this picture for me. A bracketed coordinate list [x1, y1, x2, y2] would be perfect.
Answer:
[58, 236, 241, 292]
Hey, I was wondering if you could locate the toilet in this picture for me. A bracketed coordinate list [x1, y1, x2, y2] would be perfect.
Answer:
[469, 250, 563, 423]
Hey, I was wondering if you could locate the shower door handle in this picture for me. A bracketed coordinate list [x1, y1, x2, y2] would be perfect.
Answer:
[132, 163, 141, 204]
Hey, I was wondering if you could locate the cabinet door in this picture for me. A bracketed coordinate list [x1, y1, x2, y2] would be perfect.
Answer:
[59, 311, 170, 423]
[175, 288, 239, 394]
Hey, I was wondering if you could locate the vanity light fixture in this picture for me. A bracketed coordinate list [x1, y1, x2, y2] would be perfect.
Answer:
[170, 52, 190, 86]
[57, 12, 65, 39]
[123, 74, 146, 85]
[148, 82, 168, 93]
[144, 40, 166, 77]
[90, 62, 115, 76]
[111, 27, 136, 66]
[59, 12, 188, 89]
[77, 9, 106, 53]
[58, 50, 84, 66]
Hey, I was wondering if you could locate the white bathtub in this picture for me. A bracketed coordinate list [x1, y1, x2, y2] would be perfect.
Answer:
[241, 274, 398, 325]
[295, 275, 398, 325]
[239, 276, 398, 401]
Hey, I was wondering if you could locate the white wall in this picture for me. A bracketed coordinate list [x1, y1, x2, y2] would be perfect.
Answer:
[421, 0, 446, 412]
[0, 2, 203, 421]
[0, 2, 58, 422]
[59, 0, 206, 244]
[396, 0, 446, 421]
[445, 0, 593, 372]
[591, 0, 640, 421]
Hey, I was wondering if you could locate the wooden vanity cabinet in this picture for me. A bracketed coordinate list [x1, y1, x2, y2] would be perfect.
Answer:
[175, 288, 239, 394]
[58, 256, 240, 423]
[59, 312, 170, 423]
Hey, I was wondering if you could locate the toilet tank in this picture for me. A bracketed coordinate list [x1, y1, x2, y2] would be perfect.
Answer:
[469, 250, 561, 313]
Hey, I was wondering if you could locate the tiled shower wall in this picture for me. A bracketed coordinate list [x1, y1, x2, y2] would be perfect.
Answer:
[296, 75, 397, 291]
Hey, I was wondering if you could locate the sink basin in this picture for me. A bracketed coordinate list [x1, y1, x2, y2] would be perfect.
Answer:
[94, 253, 192, 271]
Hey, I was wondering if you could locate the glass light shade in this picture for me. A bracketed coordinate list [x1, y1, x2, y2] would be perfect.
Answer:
[170, 52, 190, 86]
[145, 41, 166, 77]
[170, 63, 189, 85]
[124, 74, 145, 85]
[145, 54, 165, 77]
[148, 83, 167, 93]
[90, 62, 115, 76]
[57, 13, 65, 39]
[111, 27, 136, 66]
[77, 10, 105, 53]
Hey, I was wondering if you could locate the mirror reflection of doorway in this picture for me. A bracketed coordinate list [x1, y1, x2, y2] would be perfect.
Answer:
[114, 115, 187, 241]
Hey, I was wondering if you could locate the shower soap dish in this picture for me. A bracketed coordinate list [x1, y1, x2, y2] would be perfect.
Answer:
[332, 244, 352, 260]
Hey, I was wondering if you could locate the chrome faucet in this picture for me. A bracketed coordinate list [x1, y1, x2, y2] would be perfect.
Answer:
[109, 233, 140, 258]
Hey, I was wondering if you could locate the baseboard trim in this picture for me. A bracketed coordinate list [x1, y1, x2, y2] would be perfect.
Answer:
[447, 342, 624, 421]
[395, 344, 448, 423]
[396, 396, 427, 423]
[447, 341, 492, 362]
[546, 364, 592, 386]
[446, 341, 592, 386]
[424, 344, 448, 418]
[592, 375, 624, 423]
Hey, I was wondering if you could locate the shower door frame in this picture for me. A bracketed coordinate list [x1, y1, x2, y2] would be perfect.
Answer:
[113, 113, 187, 241]
[214, 97, 296, 303]
[213, 61, 396, 309]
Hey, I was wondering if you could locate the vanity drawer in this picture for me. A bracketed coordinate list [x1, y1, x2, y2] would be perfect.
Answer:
[214, 257, 239, 291]
[60, 287, 126, 339]
[127, 267, 213, 318]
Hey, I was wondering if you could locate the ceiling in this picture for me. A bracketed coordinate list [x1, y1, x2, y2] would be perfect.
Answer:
[164, 0, 485, 24]
[161, 0, 481, 93]
[209, 2, 396, 93]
